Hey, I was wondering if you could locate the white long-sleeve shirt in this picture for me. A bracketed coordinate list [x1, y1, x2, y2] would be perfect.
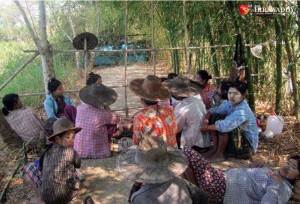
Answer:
[174, 94, 210, 148]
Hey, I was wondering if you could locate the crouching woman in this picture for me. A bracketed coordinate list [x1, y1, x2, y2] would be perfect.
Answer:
[202, 81, 258, 161]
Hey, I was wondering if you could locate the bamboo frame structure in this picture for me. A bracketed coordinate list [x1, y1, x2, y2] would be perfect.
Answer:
[1, 1, 261, 114]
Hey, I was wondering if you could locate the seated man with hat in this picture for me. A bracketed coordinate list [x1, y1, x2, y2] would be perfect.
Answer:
[74, 84, 123, 159]
[129, 75, 177, 147]
[117, 135, 208, 204]
[163, 77, 210, 150]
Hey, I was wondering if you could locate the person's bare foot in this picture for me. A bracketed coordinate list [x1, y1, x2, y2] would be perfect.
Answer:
[200, 149, 215, 159]
[207, 153, 225, 162]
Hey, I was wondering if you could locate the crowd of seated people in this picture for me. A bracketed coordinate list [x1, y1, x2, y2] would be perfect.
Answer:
[2, 70, 299, 204]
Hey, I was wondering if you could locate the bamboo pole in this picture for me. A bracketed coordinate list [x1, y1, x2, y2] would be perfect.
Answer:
[84, 38, 88, 80]
[23, 43, 263, 53]
[183, 0, 191, 73]
[0, 85, 129, 99]
[0, 74, 258, 99]
[0, 159, 23, 202]
[0, 52, 39, 92]
[151, 1, 156, 75]
[124, 0, 129, 118]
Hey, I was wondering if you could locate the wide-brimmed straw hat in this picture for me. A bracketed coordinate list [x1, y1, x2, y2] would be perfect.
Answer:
[48, 118, 82, 141]
[129, 75, 171, 102]
[73, 32, 98, 50]
[163, 76, 201, 98]
[116, 135, 187, 184]
[79, 84, 118, 108]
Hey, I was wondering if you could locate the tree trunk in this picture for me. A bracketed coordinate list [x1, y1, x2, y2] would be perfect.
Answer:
[15, 0, 55, 94]
[275, 18, 282, 114]
[39, 1, 55, 93]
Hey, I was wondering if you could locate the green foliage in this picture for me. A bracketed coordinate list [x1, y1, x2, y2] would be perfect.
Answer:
[0, 1, 299, 113]
[0, 41, 77, 107]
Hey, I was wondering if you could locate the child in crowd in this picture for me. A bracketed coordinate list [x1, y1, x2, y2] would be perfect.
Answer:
[86, 72, 102, 85]
[167, 72, 178, 79]
[183, 147, 300, 204]
[23, 118, 82, 204]
[208, 81, 231, 108]
[167, 73, 181, 107]
[2, 93, 45, 145]
[194, 70, 216, 109]
[44, 78, 77, 123]
[158, 77, 171, 107]
[201, 81, 258, 162]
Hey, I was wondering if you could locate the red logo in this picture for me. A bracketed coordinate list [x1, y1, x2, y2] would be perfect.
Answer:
[239, 4, 250, 15]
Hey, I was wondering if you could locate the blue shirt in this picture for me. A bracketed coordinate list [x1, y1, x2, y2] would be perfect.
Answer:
[43, 94, 74, 119]
[223, 168, 292, 204]
[209, 100, 259, 152]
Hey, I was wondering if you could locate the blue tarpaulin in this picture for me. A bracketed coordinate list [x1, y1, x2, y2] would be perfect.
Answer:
[92, 43, 149, 66]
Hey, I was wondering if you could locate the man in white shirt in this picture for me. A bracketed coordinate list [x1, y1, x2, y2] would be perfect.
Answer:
[163, 77, 210, 149]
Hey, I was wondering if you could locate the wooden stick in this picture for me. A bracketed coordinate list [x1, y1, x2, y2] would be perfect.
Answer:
[0, 52, 39, 92]
[23, 143, 28, 165]
[0, 159, 23, 202]
[14, 136, 36, 159]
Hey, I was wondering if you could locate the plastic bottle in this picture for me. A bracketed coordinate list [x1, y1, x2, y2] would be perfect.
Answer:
[265, 112, 284, 136]
[262, 129, 274, 139]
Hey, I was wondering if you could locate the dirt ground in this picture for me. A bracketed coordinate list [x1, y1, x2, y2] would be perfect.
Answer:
[1, 62, 300, 204]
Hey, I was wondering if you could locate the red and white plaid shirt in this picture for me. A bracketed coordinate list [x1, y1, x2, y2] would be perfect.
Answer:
[5, 108, 45, 142]
[74, 103, 123, 159]
[133, 105, 177, 147]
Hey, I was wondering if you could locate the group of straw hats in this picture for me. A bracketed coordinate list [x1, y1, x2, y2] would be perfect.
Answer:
[117, 74, 201, 183]
[79, 74, 202, 109]
[57, 32, 197, 184]
[49, 73, 201, 184]
[129, 74, 201, 101]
